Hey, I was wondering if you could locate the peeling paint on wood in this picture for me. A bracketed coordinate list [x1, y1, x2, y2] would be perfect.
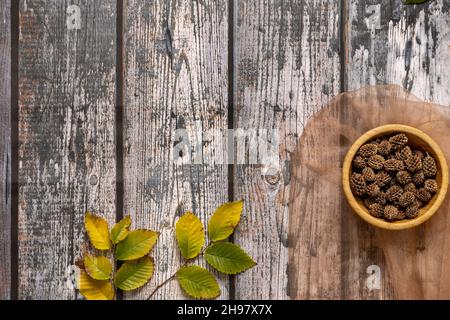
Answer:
[123, 0, 229, 299]
[18, 0, 116, 299]
[0, 0, 11, 300]
[234, 0, 341, 299]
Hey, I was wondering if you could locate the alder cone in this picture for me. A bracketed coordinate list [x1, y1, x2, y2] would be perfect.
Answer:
[405, 154, 422, 173]
[398, 191, 415, 207]
[396, 170, 411, 185]
[395, 146, 412, 161]
[350, 173, 366, 196]
[389, 133, 408, 149]
[424, 179, 438, 194]
[366, 183, 380, 198]
[358, 143, 378, 157]
[405, 202, 420, 219]
[368, 155, 385, 170]
[378, 141, 392, 156]
[362, 167, 376, 182]
[384, 159, 404, 171]
[375, 191, 387, 205]
[384, 205, 402, 221]
[423, 154, 437, 177]
[369, 203, 384, 218]
[404, 182, 416, 194]
[412, 171, 425, 186]
[375, 171, 391, 187]
[416, 188, 432, 202]
[386, 185, 403, 202]
[353, 156, 366, 170]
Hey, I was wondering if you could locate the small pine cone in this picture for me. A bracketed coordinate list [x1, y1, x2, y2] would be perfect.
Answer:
[375, 192, 387, 205]
[395, 146, 413, 161]
[375, 172, 391, 187]
[384, 159, 404, 171]
[358, 143, 378, 157]
[423, 153, 437, 177]
[398, 191, 415, 207]
[386, 185, 404, 202]
[353, 156, 366, 170]
[364, 198, 376, 208]
[396, 170, 412, 185]
[405, 154, 422, 173]
[412, 171, 425, 186]
[378, 141, 392, 156]
[350, 173, 366, 196]
[416, 188, 432, 202]
[424, 179, 438, 194]
[369, 203, 385, 218]
[389, 133, 408, 149]
[362, 167, 376, 182]
[404, 182, 417, 194]
[367, 155, 385, 170]
[384, 205, 403, 221]
[366, 183, 380, 198]
[405, 202, 420, 219]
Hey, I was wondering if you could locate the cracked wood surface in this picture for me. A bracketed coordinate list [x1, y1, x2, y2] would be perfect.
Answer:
[0, 0, 448, 299]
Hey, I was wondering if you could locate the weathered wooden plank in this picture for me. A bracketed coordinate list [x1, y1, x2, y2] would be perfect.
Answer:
[18, 0, 116, 299]
[124, 0, 229, 299]
[0, 0, 11, 300]
[234, 0, 341, 299]
[342, 0, 450, 299]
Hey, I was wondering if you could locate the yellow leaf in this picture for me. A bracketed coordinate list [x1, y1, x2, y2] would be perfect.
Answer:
[79, 271, 114, 300]
[208, 200, 243, 242]
[84, 255, 112, 280]
[110, 215, 132, 244]
[115, 229, 159, 261]
[176, 212, 205, 259]
[176, 265, 220, 299]
[114, 257, 154, 291]
[85, 212, 111, 250]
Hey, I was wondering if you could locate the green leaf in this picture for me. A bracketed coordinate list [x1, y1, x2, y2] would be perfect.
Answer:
[176, 212, 205, 259]
[114, 256, 154, 291]
[85, 212, 111, 250]
[79, 271, 114, 300]
[208, 200, 243, 242]
[404, 0, 429, 4]
[115, 229, 159, 261]
[204, 242, 256, 274]
[110, 215, 132, 244]
[176, 265, 220, 299]
[83, 255, 112, 280]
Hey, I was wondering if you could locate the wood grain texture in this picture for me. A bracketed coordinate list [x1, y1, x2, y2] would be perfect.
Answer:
[123, 0, 229, 299]
[18, 0, 116, 299]
[341, 0, 450, 299]
[234, 0, 341, 299]
[0, 0, 11, 300]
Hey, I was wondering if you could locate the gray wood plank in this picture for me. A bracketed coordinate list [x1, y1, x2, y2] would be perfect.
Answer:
[234, 0, 341, 299]
[18, 0, 116, 299]
[346, 0, 450, 299]
[124, 0, 230, 299]
[0, 0, 11, 300]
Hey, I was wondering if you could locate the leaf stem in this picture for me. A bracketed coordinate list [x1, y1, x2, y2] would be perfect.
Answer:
[147, 273, 176, 300]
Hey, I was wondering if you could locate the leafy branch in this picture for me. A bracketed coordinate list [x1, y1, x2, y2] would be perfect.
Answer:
[77, 200, 256, 300]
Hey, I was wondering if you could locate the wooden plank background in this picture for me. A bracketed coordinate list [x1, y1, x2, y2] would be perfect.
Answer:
[0, 0, 11, 300]
[0, 0, 448, 299]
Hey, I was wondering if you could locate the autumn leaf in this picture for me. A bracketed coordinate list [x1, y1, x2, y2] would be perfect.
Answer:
[176, 212, 205, 259]
[85, 212, 111, 250]
[114, 257, 154, 291]
[404, 0, 429, 4]
[176, 265, 220, 299]
[208, 200, 243, 242]
[110, 215, 132, 244]
[79, 271, 114, 300]
[83, 255, 112, 280]
[204, 242, 256, 274]
[115, 229, 159, 261]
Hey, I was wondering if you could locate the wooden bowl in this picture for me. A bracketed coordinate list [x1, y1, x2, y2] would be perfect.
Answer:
[342, 124, 448, 230]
